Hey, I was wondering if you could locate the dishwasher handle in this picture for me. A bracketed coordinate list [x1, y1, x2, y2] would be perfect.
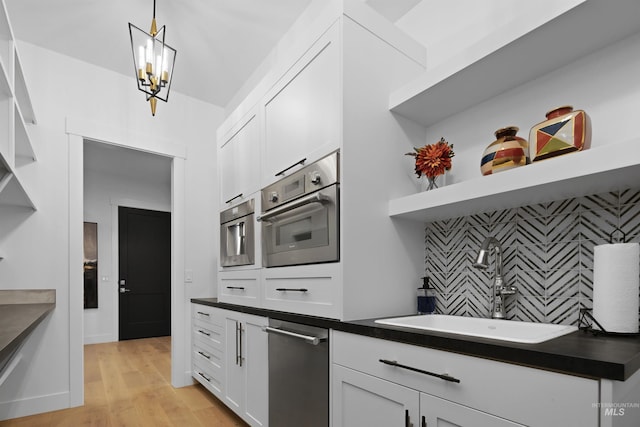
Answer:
[262, 326, 325, 345]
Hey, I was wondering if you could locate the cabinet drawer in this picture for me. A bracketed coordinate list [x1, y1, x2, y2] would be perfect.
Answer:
[193, 359, 224, 398]
[219, 270, 261, 307]
[333, 331, 598, 427]
[193, 342, 223, 381]
[193, 318, 224, 351]
[192, 304, 224, 327]
[262, 264, 340, 318]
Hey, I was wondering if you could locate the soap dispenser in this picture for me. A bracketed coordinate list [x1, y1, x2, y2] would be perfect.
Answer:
[417, 276, 436, 314]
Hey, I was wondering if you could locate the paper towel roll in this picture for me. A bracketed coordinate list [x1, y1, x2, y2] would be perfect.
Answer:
[592, 242, 640, 333]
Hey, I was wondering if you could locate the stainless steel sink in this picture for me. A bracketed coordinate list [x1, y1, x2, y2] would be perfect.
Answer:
[374, 314, 578, 344]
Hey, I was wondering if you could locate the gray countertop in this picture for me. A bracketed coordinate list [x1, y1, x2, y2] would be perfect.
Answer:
[0, 290, 56, 369]
[192, 297, 640, 381]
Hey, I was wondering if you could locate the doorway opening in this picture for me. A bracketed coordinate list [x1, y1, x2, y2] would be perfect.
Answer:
[83, 140, 172, 342]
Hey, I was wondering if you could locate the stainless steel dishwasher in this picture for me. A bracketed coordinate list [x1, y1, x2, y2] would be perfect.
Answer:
[263, 318, 329, 427]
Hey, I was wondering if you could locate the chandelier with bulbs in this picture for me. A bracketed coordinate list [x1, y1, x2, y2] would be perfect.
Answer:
[128, 0, 177, 116]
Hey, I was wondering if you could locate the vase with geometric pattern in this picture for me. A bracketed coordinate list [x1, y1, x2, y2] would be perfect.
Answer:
[529, 105, 591, 162]
[480, 126, 529, 176]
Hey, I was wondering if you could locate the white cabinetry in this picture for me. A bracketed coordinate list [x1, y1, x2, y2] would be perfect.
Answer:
[333, 364, 419, 427]
[261, 22, 341, 182]
[217, 0, 428, 320]
[0, 0, 37, 212]
[219, 269, 261, 308]
[192, 304, 269, 426]
[262, 263, 340, 318]
[223, 311, 268, 427]
[218, 108, 260, 207]
[191, 304, 226, 399]
[332, 331, 599, 427]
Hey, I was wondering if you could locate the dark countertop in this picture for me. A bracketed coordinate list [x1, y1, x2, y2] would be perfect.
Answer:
[192, 298, 640, 381]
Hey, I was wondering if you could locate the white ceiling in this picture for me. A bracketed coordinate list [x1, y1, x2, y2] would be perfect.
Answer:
[5, 0, 313, 108]
[4, 0, 421, 109]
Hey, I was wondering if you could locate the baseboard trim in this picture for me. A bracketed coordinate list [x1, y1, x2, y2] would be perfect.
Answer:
[0, 391, 71, 421]
[83, 333, 115, 345]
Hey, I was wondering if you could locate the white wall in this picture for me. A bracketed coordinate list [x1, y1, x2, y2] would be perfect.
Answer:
[0, 41, 222, 420]
[396, 0, 581, 71]
[83, 162, 171, 344]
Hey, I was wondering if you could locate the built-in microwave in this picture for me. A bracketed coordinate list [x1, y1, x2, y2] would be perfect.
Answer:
[258, 152, 339, 268]
[220, 199, 255, 267]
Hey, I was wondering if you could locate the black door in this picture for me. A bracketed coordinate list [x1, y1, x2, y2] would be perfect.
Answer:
[119, 206, 171, 340]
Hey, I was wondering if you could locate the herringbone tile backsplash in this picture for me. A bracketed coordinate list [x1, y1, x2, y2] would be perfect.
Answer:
[424, 189, 640, 325]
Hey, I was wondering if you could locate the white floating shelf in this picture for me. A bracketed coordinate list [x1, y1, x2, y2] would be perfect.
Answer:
[389, 0, 640, 127]
[389, 139, 640, 222]
[13, 50, 37, 125]
[0, 151, 36, 210]
[14, 102, 36, 162]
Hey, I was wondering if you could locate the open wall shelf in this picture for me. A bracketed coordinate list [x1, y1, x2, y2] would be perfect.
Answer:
[389, 138, 640, 222]
[389, 0, 640, 127]
[0, 0, 37, 211]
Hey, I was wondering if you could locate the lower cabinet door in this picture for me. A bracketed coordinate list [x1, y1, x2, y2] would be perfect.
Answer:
[333, 364, 420, 427]
[420, 393, 525, 427]
[224, 315, 244, 414]
[243, 316, 268, 426]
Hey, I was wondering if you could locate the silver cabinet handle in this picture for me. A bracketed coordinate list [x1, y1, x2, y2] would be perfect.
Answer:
[379, 359, 460, 383]
[262, 326, 324, 345]
[238, 323, 244, 367]
[257, 191, 329, 222]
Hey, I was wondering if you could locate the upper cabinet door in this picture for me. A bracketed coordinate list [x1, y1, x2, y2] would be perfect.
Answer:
[219, 110, 260, 207]
[262, 22, 341, 184]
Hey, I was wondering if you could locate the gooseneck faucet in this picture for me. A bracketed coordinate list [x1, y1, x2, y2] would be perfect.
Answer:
[473, 236, 517, 319]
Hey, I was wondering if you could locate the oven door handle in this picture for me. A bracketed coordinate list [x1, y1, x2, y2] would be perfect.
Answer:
[257, 191, 330, 222]
[262, 326, 325, 345]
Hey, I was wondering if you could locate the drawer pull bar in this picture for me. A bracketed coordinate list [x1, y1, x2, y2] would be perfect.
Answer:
[379, 359, 460, 383]
[225, 193, 243, 204]
[275, 288, 308, 292]
[196, 311, 210, 316]
[197, 371, 211, 382]
[198, 330, 211, 337]
[275, 158, 306, 177]
[197, 351, 211, 360]
[226, 286, 246, 290]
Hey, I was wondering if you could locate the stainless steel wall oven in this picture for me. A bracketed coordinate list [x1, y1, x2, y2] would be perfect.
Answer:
[220, 199, 255, 267]
[258, 151, 339, 267]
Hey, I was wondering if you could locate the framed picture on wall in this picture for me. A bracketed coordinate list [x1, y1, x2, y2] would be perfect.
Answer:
[84, 222, 98, 309]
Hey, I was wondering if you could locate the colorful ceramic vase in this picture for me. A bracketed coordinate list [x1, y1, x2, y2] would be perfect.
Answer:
[480, 126, 529, 176]
[529, 105, 591, 162]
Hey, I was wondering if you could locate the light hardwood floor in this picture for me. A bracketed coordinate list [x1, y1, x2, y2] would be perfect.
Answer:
[0, 337, 247, 427]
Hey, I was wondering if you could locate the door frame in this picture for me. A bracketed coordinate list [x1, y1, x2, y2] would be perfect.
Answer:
[67, 117, 189, 407]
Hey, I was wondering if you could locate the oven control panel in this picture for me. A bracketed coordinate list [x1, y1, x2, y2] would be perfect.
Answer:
[262, 151, 339, 212]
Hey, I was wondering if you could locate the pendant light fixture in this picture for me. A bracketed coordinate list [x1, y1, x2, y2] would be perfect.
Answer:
[128, 0, 177, 116]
